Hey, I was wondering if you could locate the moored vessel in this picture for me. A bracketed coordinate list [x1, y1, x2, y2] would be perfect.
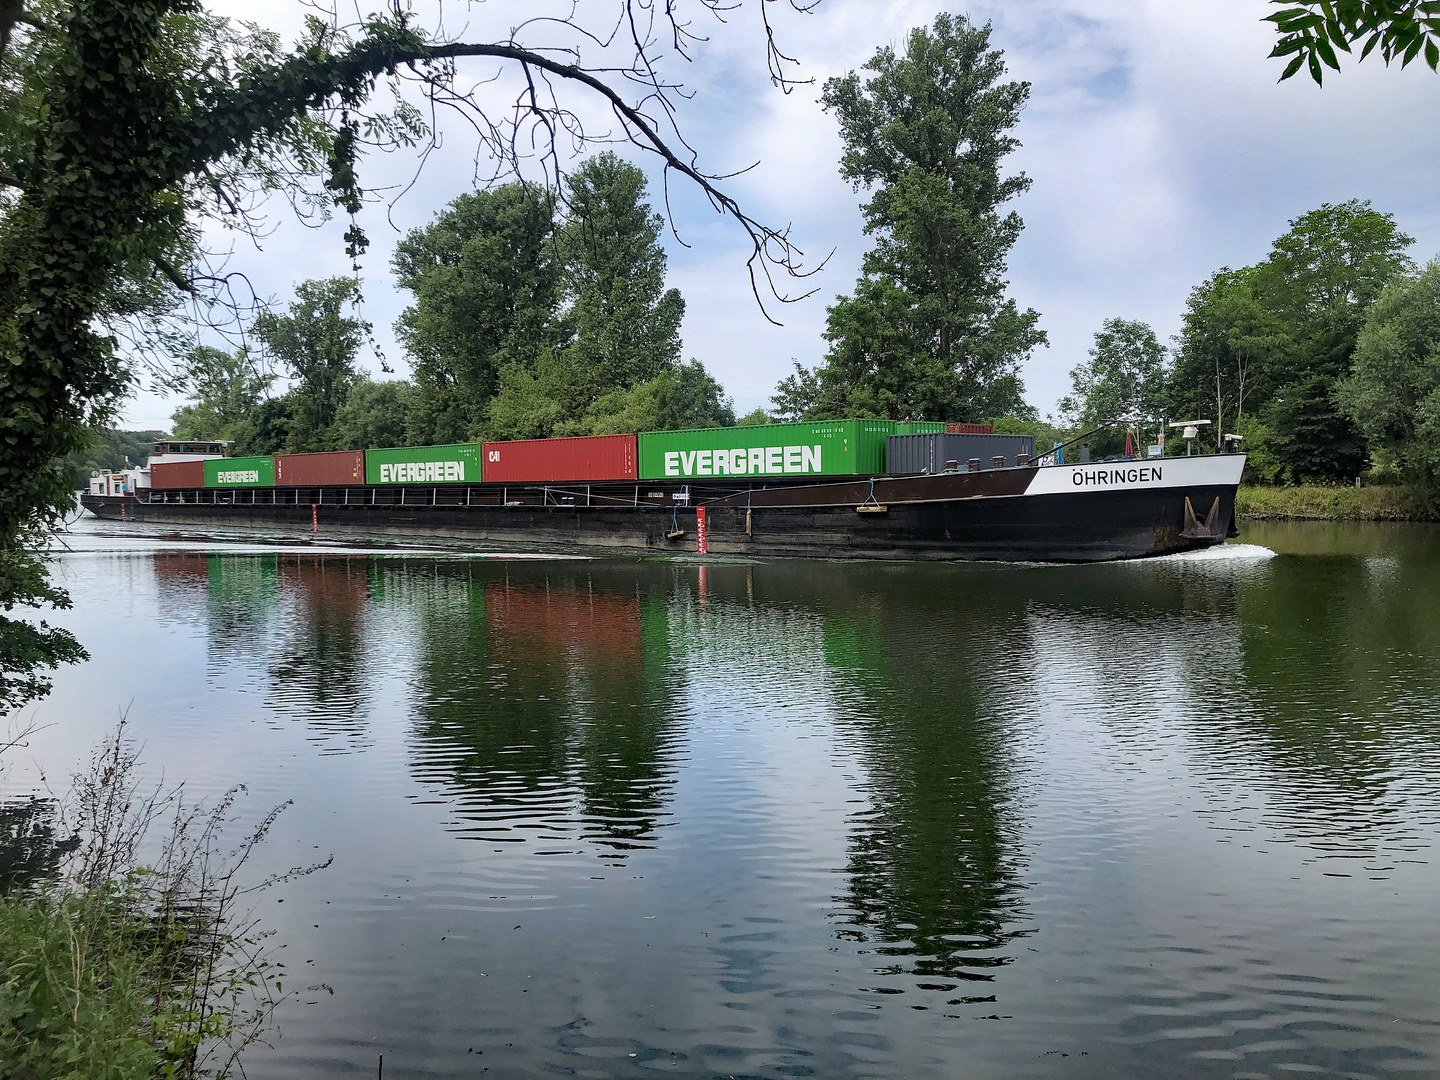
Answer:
[81, 429, 1244, 562]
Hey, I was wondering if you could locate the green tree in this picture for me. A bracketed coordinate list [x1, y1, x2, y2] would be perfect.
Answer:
[1168, 201, 1412, 480]
[1337, 260, 1440, 481]
[393, 184, 563, 444]
[485, 351, 585, 442]
[1166, 267, 1286, 454]
[646, 360, 735, 430]
[792, 14, 1042, 422]
[1252, 201, 1411, 480]
[253, 277, 366, 452]
[988, 413, 1067, 457]
[231, 395, 294, 457]
[62, 428, 167, 479]
[562, 153, 684, 391]
[578, 360, 734, 435]
[1060, 318, 1168, 456]
[330, 377, 414, 450]
[168, 345, 273, 442]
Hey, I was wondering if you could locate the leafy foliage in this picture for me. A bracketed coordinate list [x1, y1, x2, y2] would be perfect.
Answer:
[790, 14, 1042, 422]
[0, 530, 85, 715]
[393, 184, 564, 444]
[329, 376, 414, 451]
[168, 346, 273, 444]
[395, 155, 711, 442]
[1338, 260, 1440, 480]
[0, 727, 329, 1078]
[253, 277, 366, 452]
[1168, 201, 1413, 481]
[1059, 318, 1169, 456]
[561, 153, 685, 392]
[1267, 1, 1440, 83]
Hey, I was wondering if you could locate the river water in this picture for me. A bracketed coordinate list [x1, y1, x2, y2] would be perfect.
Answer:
[6, 516, 1439, 1078]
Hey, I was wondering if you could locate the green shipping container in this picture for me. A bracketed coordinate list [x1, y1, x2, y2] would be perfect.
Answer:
[893, 421, 946, 434]
[203, 456, 275, 488]
[365, 443, 485, 485]
[637, 420, 894, 480]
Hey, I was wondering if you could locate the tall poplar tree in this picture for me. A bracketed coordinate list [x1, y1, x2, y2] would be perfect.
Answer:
[780, 14, 1043, 421]
[561, 153, 684, 392]
[392, 184, 564, 444]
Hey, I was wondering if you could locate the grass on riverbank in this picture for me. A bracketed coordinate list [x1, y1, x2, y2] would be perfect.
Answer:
[0, 726, 321, 1079]
[1237, 484, 1440, 521]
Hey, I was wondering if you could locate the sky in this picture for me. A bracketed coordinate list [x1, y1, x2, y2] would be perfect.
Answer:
[122, 0, 1440, 430]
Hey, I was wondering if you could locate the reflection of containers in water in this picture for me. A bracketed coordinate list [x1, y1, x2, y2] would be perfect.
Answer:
[886, 433, 1037, 474]
[638, 419, 894, 480]
[279, 555, 369, 622]
[276, 450, 364, 486]
[485, 582, 643, 667]
[150, 459, 205, 489]
[481, 434, 636, 483]
[203, 456, 275, 488]
[365, 444, 485, 485]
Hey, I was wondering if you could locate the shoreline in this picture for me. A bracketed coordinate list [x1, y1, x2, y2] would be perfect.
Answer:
[1237, 484, 1439, 522]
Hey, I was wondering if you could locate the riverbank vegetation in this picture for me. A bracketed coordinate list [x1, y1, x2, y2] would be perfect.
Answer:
[1237, 484, 1440, 521]
[995, 203, 1436, 491]
[0, 726, 318, 1078]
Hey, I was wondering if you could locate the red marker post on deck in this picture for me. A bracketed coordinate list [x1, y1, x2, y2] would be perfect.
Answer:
[695, 506, 707, 554]
[311, 504, 317, 533]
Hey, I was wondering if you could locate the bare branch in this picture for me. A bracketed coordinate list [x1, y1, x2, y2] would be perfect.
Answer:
[411, 36, 825, 319]
[154, 254, 197, 294]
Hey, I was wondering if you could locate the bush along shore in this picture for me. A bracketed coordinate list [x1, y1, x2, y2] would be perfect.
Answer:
[0, 725, 326, 1079]
[1237, 485, 1440, 522]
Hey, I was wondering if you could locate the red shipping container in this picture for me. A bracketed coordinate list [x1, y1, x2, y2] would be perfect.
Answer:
[275, 450, 364, 486]
[481, 434, 637, 483]
[946, 423, 994, 435]
[150, 459, 204, 489]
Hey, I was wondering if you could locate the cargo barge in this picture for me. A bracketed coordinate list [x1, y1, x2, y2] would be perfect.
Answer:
[80, 426, 1245, 562]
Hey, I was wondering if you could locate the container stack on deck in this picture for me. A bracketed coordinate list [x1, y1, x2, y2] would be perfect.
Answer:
[203, 456, 274, 488]
[482, 434, 637, 483]
[364, 443, 486, 485]
[275, 450, 364, 486]
[145, 419, 1020, 491]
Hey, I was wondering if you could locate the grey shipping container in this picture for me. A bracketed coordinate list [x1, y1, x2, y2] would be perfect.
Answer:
[886, 433, 1037, 475]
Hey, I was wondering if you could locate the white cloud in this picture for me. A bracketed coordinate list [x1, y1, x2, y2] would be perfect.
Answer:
[123, 0, 1440, 429]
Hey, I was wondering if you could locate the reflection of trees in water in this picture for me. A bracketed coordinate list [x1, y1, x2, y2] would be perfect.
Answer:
[150, 553, 374, 751]
[681, 563, 1036, 990]
[1015, 554, 1440, 861]
[264, 556, 373, 751]
[406, 563, 682, 861]
[0, 798, 77, 892]
[812, 572, 1034, 987]
[152, 553, 278, 667]
[1218, 555, 1440, 854]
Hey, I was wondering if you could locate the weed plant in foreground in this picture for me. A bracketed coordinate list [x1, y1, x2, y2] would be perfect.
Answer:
[0, 724, 328, 1079]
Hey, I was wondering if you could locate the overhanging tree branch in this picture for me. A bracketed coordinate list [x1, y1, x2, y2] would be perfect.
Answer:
[1267, 0, 1440, 83]
[412, 38, 825, 320]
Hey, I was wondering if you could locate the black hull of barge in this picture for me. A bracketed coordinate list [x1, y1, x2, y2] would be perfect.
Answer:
[80, 478, 1237, 563]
